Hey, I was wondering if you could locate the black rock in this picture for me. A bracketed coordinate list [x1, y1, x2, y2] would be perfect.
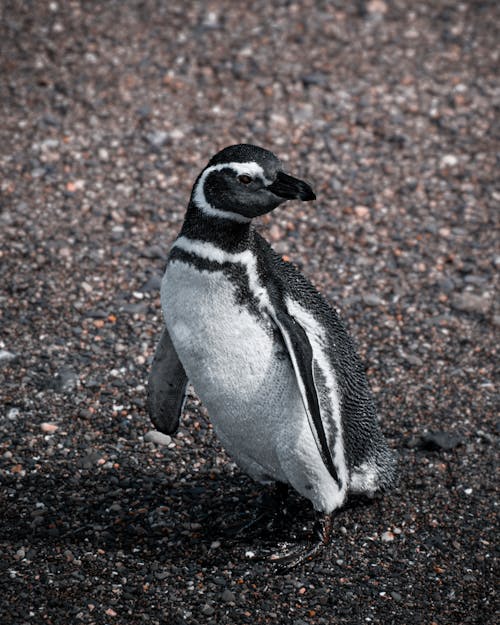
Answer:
[419, 431, 464, 451]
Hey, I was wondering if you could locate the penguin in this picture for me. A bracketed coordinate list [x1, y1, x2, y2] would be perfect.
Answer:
[148, 144, 396, 566]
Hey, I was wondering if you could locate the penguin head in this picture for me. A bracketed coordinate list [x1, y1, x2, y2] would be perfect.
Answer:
[191, 144, 315, 222]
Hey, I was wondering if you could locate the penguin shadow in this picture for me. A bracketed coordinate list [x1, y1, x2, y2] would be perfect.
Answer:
[1, 468, 309, 562]
[1, 467, 384, 570]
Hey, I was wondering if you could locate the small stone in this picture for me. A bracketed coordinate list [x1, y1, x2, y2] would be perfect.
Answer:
[14, 548, 25, 560]
[269, 224, 282, 241]
[201, 604, 215, 616]
[40, 422, 59, 434]
[105, 608, 117, 617]
[55, 367, 79, 393]
[301, 72, 328, 87]
[367, 0, 387, 14]
[145, 130, 168, 148]
[354, 205, 370, 219]
[221, 589, 236, 603]
[403, 353, 423, 366]
[0, 350, 17, 367]
[440, 154, 459, 168]
[330, 177, 342, 191]
[363, 293, 384, 307]
[420, 431, 463, 451]
[391, 591, 402, 602]
[76, 452, 103, 469]
[7, 408, 20, 420]
[144, 431, 172, 446]
[141, 245, 167, 260]
[451, 293, 492, 315]
[64, 549, 75, 562]
[381, 530, 395, 542]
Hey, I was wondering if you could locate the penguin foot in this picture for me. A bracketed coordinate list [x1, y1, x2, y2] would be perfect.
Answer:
[267, 512, 333, 570]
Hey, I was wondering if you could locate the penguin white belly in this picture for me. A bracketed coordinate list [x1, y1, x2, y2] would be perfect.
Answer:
[161, 259, 341, 512]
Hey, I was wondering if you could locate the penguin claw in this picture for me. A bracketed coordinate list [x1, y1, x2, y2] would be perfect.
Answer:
[269, 541, 324, 570]
[268, 511, 333, 570]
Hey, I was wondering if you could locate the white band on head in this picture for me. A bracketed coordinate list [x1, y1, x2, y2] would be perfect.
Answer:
[193, 161, 270, 223]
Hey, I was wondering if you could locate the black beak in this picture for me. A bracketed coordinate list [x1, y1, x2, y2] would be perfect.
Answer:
[267, 171, 316, 201]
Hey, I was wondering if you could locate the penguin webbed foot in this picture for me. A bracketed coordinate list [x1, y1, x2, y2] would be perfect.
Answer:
[266, 512, 333, 570]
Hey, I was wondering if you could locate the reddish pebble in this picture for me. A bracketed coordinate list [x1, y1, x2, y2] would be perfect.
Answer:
[40, 422, 58, 433]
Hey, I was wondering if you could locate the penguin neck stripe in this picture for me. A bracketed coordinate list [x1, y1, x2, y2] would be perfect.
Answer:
[173, 236, 270, 307]
[193, 161, 270, 224]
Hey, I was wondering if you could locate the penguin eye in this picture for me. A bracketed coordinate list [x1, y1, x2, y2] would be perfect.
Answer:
[237, 174, 253, 185]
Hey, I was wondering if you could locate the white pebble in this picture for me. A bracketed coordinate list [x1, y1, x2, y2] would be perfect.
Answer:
[144, 430, 172, 446]
[440, 154, 459, 168]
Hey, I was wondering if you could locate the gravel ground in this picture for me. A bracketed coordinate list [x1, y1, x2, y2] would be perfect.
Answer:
[1, 1, 498, 624]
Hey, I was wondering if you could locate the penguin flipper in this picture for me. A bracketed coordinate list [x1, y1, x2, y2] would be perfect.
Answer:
[272, 309, 340, 486]
[147, 327, 188, 435]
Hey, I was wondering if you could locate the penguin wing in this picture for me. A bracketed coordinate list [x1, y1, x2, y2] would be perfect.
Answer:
[147, 327, 188, 434]
[253, 232, 343, 485]
[271, 307, 340, 485]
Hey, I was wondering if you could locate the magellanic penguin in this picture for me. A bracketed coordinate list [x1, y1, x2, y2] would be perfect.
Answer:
[148, 144, 396, 566]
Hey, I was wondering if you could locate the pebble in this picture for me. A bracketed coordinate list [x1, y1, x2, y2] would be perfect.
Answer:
[201, 604, 215, 616]
[7, 408, 20, 420]
[14, 548, 25, 560]
[76, 452, 103, 469]
[0, 350, 17, 367]
[367, 0, 388, 14]
[145, 131, 168, 148]
[354, 205, 370, 219]
[451, 293, 492, 315]
[420, 431, 464, 451]
[141, 245, 167, 260]
[55, 367, 79, 393]
[144, 431, 172, 446]
[221, 589, 236, 603]
[363, 293, 385, 307]
[40, 422, 59, 433]
[440, 154, 459, 168]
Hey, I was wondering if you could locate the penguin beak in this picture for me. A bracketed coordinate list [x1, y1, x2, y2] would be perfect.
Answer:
[267, 171, 316, 201]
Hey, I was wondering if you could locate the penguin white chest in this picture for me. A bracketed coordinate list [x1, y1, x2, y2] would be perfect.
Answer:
[162, 260, 276, 397]
[161, 260, 297, 481]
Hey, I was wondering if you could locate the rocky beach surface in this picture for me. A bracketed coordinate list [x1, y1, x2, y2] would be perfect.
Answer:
[1, 2, 497, 624]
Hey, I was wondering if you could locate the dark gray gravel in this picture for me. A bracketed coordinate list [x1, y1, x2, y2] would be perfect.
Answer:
[1, 1, 498, 624]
